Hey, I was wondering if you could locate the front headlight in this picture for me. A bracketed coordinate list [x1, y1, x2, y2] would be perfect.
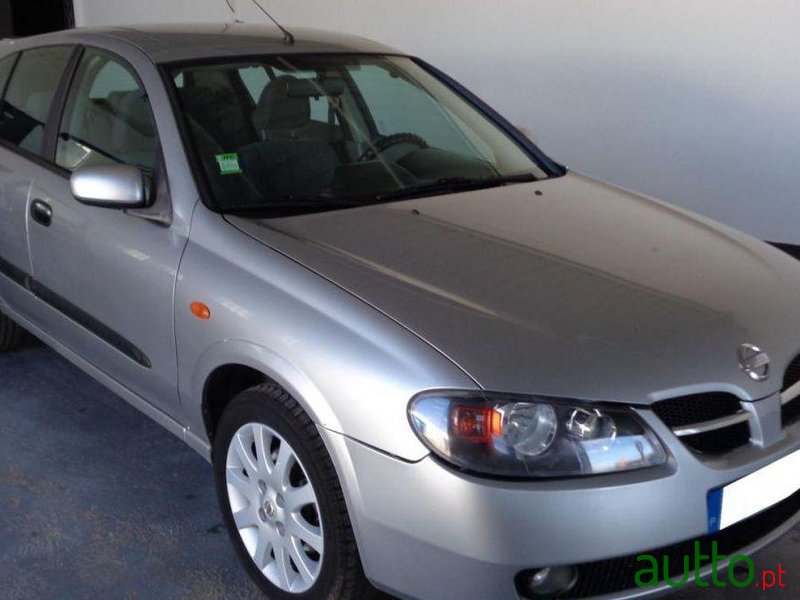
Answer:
[408, 392, 667, 478]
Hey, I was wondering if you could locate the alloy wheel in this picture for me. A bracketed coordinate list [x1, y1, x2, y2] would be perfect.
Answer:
[225, 422, 324, 593]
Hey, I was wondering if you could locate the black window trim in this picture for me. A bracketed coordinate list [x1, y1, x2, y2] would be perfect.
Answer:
[42, 44, 84, 164]
[159, 51, 567, 216]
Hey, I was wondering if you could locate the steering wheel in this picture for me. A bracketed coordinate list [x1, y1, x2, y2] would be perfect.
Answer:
[357, 133, 429, 162]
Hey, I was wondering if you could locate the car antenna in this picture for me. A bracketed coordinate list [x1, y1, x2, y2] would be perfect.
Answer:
[248, 0, 296, 45]
[223, 0, 244, 23]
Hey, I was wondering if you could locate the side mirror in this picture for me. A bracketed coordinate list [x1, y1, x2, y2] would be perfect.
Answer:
[70, 164, 148, 208]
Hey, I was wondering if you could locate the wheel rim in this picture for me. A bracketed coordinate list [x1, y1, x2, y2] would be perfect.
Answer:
[226, 422, 324, 593]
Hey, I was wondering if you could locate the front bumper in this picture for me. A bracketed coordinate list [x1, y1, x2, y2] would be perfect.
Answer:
[319, 417, 800, 600]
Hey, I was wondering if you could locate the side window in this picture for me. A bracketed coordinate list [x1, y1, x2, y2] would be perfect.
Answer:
[56, 48, 158, 172]
[0, 46, 73, 155]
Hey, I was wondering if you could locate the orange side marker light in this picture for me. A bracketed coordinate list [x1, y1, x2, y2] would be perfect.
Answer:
[190, 301, 211, 320]
[450, 406, 504, 443]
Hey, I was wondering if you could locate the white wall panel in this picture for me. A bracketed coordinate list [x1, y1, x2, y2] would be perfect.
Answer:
[73, 0, 800, 243]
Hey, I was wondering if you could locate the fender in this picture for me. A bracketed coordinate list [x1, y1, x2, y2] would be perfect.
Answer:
[184, 338, 343, 456]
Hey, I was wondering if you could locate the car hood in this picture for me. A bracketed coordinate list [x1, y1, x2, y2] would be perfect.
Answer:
[228, 172, 800, 405]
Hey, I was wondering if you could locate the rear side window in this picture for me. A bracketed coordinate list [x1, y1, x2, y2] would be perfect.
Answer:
[56, 48, 159, 172]
[0, 46, 73, 155]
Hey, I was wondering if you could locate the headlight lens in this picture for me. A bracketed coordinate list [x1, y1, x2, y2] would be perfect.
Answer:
[408, 392, 667, 478]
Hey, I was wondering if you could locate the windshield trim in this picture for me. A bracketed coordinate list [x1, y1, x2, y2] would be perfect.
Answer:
[159, 52, 567, 217]
[414, 57, 566, 178]
[219, 173, 539, 219]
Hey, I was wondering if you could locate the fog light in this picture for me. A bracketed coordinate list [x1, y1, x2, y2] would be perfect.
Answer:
[516, 566, 577, 598]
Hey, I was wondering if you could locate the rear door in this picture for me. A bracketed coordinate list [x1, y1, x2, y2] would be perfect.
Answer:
[0, 46, 74, 312]
[24, 46, 187, 416]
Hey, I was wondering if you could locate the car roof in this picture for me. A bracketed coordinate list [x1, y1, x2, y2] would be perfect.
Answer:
[1, 23, 400, 63]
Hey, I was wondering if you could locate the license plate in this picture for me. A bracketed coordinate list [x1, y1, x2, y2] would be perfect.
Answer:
[707, 448, 800, 533]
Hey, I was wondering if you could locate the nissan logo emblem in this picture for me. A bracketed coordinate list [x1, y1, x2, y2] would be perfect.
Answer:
[737, 343, 770, 382]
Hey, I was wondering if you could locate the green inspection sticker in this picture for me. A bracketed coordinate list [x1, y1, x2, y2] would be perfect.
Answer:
[215, 153, 243, 175]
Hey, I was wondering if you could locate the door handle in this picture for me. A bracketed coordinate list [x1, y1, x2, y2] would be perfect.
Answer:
[31, 199, 53, 227]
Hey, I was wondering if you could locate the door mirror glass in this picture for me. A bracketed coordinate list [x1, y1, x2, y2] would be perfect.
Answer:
[70, 164, 148, 208]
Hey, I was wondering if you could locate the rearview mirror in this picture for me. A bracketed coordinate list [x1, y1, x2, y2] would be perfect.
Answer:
[287, 78, 345, 98]
[70, 164, 148, 208]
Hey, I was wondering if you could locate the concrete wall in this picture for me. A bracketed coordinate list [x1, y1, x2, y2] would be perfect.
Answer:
[73, 0, 800, 244]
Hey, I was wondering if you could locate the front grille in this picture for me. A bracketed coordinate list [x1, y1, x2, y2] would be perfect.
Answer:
[652, 393, 741, 428]
[680, 421, 751, 454]
[557, 487, 800, 598]
[784, 354, 800, 391]
[782, 354, 800, 427]
[783, 402, 800, 428]
[652, 393, 750, 455]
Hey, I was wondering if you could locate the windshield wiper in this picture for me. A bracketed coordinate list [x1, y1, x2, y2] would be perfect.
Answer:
[223, 173, 539, 217]
[375, 173, 538, 202]
[224, 195, 365, 217]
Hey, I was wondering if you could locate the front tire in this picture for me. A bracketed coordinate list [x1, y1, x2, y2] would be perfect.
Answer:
[213, 383, 377, 600]
[0, 310, 23, 352]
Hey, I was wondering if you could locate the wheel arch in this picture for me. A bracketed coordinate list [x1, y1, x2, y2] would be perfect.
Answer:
[190, 340, 342, 446]
[202, 363, 267, 442]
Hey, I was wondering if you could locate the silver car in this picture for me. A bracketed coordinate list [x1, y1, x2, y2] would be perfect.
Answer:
[1, 23, 800, 600]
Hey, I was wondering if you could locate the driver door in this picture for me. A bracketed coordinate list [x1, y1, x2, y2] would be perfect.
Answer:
[26, 46, 186, 417]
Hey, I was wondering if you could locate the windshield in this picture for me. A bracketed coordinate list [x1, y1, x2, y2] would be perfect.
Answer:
[169, 54, 559, 216]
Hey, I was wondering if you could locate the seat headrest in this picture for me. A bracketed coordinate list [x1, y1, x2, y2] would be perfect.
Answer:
[253, 75, 311, 132]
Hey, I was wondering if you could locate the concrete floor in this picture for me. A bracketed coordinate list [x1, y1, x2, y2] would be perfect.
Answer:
[0, 341, 797, 599]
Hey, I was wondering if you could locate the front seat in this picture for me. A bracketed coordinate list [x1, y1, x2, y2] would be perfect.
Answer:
[252, 75, 319, 140]
[240, 76, 339, 200]
[179, 69, 258, 151]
